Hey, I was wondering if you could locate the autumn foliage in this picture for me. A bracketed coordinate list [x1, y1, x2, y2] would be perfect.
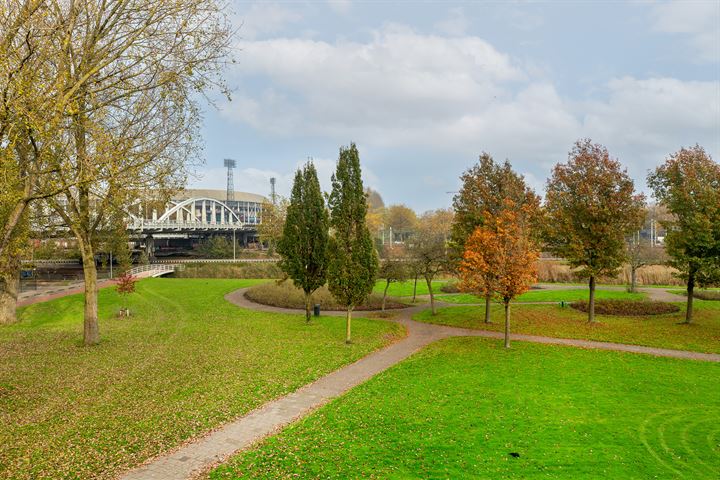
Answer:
[115, 270, 137, 317]
[459, 200, 539, 347]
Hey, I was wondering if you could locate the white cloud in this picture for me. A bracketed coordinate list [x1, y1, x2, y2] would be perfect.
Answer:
[225, 26, 524, 139]
[234, 3, 302, 40]
[650, 0, 720, 62]
[222, 25, 719, 199]
[580, 76, 720, 183]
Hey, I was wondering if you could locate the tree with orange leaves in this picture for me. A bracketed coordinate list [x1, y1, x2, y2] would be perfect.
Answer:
[459, 200, 539, 348]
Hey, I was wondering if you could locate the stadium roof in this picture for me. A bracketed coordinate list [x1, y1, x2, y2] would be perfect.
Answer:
[173, 189, 267, 204]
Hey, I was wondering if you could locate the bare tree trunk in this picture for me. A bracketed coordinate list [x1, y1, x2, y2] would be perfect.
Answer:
[304, 290, 312, 324]
[684, 268, 695, 324]
[426, 276, 436, 315]
[484, 294, 491, 323]
[504, 302, 510, 348]
[80, 243, 100, 345]
[630, 266, 637, 293]
[382, 280, 390, 311]
[345, 306, 353, 344]
[412, 274, 418, 303]
[0, 267, 19, 325]
[588, 275, 596, 323]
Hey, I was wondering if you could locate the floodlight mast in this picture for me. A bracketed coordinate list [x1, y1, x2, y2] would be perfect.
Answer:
[223, 158, 236, 202]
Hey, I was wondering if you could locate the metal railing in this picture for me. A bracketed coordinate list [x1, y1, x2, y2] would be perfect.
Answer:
[129, 264, 183, 276]
[150, 258, 278, 264]
[21, 259, 80, 265]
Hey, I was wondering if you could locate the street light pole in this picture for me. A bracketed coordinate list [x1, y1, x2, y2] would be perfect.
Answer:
[233, 229, 236, 260]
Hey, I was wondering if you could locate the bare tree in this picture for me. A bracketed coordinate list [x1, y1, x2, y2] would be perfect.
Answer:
[410, 209, 453, 315]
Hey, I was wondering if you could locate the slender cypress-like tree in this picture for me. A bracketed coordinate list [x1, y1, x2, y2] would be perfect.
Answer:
[327, 143, 379, 343]
[277, 162, 329, 323]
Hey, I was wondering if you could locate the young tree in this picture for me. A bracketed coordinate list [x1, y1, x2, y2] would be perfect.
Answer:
[327, 143, 379, 343]
[44, 0, 230, 345]
[544, 139, 645, 322]
[460, 201, 539, 348]
[258, 196, 288, 256]
[451, 153, 540, 322]
[115, 271, 137, 318]
[626, 230, 666, 293]
[647, 145, 720, 323]
[410, 209, 453, 315]
[277, 163, 330, 323]
[377, 245, 408, 311]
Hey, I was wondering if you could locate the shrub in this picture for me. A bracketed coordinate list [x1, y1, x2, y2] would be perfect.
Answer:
[570, 299, 680, 316]
[171, 262, 282, 279]
[693, 290, 720, 301]
[245, 281, 406, 311]
[440, 281, 460, 293]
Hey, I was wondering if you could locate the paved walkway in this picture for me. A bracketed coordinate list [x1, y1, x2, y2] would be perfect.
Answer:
[18, 270, 168, 307]
[118, 288, 720, 480]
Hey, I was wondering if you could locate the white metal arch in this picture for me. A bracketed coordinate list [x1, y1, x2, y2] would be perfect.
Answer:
[157, 197, 241, 224]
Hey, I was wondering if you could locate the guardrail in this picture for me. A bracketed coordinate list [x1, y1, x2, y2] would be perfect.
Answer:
[21, 259, 81, 265]
[150, 258, 278, 264]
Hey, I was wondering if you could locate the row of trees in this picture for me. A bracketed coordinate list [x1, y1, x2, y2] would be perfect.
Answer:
[453, 140, 719, 348]
[0, 1, 231, 346]
[278, 144, 378, 343]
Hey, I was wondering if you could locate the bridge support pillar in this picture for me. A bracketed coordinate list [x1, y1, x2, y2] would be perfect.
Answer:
[145, 235, 155, 260]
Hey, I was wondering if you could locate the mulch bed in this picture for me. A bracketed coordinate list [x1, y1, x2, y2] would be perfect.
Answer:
[571, 299, 680, 316]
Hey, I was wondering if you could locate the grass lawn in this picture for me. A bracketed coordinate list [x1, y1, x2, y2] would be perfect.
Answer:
[414, 301, 720, 353]
[0, 278, 403, 480]
[437, 288, 646, 304]
[372, 279, 447, 297]
[210, 337, 720, 479]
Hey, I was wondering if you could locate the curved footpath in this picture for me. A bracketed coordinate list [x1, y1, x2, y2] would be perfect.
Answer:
[119, 288, 720, 480]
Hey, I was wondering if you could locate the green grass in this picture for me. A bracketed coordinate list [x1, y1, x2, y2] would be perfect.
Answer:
[0, 278, 403, 480]
[210, 337, 720, 479]
[372, 279, 447, 297]
[437, 288, 646, 304]
[414, 301, 720, 353]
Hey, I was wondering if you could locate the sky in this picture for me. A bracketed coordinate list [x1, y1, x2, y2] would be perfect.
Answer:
[188, 0, 720, 212]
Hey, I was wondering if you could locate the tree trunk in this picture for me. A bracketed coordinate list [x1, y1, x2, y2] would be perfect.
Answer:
[588, 275, 596, 323]
[382, 280, 390, 311]
[484, 294, 491, 323]
[412, 274, 418, 303]
[345, 306, 353, 344]
[685, 268, 695, 324]
[630, 266, 637, 293]
[0, 267, 19, 325]
[504, 302, 510, 348]
[304, 290, 312, 324]
[426, 276, 436, 315]
[81, 244, 100, 345]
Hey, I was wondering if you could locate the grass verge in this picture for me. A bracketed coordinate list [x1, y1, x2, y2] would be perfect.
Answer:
[413, 301, 720, 353]
[0, 278, 403, 480]
[372, 279, 448, 297]
[210, 337, 720, 479]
